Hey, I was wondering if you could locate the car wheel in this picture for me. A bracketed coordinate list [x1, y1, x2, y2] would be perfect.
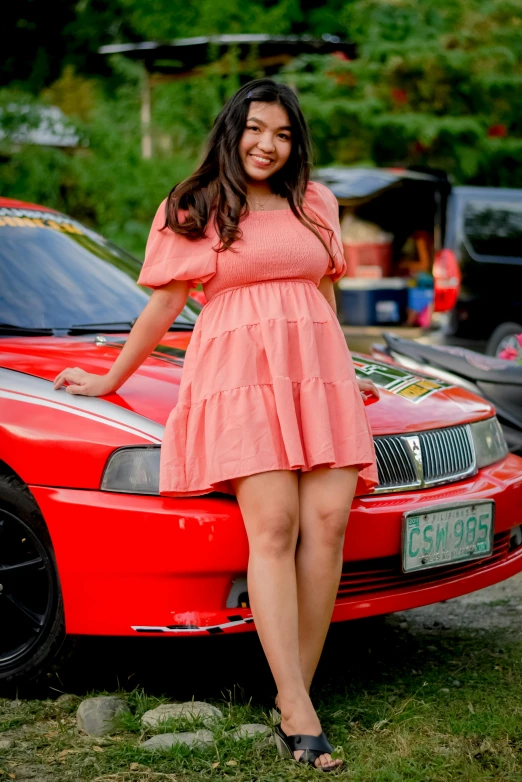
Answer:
[0, 472, 67, 691]
[486, 322, 522, 358]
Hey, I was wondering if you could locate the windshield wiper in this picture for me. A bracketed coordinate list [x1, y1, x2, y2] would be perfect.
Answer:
[70, 320, 195, 333]
[0, 323, 55, 336]
[167, 323, 195, 331]
[70, 320, 137, 331]
[0, 320, 196, 337]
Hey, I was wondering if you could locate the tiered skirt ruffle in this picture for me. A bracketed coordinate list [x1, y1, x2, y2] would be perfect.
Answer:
[159, 279, 379, 497]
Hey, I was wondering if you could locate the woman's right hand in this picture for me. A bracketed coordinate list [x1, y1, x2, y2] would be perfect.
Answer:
[53, 367, 114, 397]
[52, 282, 189, 398]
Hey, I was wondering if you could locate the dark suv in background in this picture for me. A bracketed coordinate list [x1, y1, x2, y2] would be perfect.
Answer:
[444, 186, 522, 356]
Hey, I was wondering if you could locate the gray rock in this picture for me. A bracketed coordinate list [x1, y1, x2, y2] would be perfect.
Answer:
[141, 701, 222, 728]
[0, 737, 14, 749]
[140, 729, 214, 751]
[76, 696, 131, 736]
[230, 723, 272, 740]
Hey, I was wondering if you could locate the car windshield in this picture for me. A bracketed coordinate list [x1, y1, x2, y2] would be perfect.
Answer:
[0, 207, 201, 331]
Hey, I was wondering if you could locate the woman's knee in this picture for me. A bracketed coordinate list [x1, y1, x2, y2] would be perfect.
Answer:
[231, 470, 300, 558]
[303, 506, 349, 550]
[248, 509, 299, 558]
[298, 466, 357, 549]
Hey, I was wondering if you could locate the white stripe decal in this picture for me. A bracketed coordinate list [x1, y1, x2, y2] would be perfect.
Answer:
[0, 368, 164, 443]
[0, 389, 160, 443]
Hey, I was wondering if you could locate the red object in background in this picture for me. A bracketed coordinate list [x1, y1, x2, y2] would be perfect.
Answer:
[413, 140, 430, 154]
[326, 51, 356, 86]
[391, 88, 408, 105]
[499, 346, 519, 360]
[189, 289, 207, 305]
[343, 242, 392, 278]
[488, 124, 508, 138]
[331, 50, 351, 61]
[433, 248, 461, 312]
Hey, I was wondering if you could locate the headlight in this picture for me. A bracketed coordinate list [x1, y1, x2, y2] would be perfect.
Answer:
[470, 417, 508, 469]
[101, 447, 160, 494]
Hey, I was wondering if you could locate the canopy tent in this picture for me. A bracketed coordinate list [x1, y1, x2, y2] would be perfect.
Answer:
[98, 34, 355, 158]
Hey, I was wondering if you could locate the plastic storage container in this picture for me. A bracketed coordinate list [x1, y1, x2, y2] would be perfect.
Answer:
[342, 242, 392, 278]
[337, 278, 409, 326]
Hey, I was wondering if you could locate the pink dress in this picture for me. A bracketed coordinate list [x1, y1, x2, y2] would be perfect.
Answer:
[137, 181, 378, 497]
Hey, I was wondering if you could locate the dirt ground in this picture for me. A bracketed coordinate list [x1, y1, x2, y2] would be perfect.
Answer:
[391, 571, 522, 636]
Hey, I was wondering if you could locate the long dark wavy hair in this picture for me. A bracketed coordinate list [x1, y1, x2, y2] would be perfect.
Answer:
[161, 78, 336, 268]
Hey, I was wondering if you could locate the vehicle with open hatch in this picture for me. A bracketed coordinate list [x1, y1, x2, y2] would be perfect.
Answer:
[1, 196, 522, 688]
[315, 168, 522, 355]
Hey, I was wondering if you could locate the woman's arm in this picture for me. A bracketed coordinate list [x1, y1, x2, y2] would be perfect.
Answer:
[53, 280, 190, 396]
[317, 275, 337, 314]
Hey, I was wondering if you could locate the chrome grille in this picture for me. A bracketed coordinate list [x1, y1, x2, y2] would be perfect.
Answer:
[420, 425, 474, 483]
[374, 437, 416, 487]
[373, 424, 476, 493]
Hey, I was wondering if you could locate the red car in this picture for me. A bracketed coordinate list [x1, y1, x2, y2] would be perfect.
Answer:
[1, 197, 522, 688]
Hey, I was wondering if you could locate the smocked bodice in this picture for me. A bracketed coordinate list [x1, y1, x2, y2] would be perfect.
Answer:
[202, 209, 330, 302]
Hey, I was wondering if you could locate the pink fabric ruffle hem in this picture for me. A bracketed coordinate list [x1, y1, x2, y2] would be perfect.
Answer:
[158, 279, 378, 497]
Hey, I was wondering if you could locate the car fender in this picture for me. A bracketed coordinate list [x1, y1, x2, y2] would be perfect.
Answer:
[0, 368, 163, 489]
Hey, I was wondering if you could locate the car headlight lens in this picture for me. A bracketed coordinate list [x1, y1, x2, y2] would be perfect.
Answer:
[101, 447, 160, 494]
[470, 417, 508, 469]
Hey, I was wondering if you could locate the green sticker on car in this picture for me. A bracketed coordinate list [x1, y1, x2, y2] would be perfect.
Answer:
[353, 356, 453, 403]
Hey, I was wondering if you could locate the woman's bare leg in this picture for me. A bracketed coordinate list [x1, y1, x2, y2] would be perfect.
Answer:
[230, 469, 340, 770]
[295, 465, 359, 692]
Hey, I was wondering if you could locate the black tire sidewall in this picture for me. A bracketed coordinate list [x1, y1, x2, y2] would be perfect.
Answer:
[0, 473, 66, 690]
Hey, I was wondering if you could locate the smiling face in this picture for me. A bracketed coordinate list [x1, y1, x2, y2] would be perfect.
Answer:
[238, 101, 293, 185]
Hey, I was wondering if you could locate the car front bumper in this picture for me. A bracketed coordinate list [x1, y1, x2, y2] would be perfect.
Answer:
[32, 454, 522, 636]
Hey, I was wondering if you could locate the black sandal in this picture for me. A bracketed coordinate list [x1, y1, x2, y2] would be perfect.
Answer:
[274, 723, 343, 772]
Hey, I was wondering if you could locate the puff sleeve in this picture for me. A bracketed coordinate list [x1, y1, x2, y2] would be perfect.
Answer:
[305, 181, 347, 283]
[137, 198, 217, 290]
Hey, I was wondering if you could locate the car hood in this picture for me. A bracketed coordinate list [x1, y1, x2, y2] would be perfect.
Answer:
[0, 333, 494, 435]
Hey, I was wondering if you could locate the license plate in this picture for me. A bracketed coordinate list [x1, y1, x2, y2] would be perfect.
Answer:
[402, 500, 495, 573]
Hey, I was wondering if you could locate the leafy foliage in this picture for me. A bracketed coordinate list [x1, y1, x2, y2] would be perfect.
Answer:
[284, 0, 522, 183]
[1, 0, 522, 254]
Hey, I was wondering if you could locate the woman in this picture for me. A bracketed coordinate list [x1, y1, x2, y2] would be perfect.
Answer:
[53, 78, 379, 771]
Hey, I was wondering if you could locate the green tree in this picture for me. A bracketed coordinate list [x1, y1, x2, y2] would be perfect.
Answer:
[2, 0, 522, 258]
[118, 0, 302, 39]
[288, 0, 522, 185]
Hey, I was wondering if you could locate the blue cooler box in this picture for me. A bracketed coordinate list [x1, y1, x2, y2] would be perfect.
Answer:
[337, 278, 409, 326]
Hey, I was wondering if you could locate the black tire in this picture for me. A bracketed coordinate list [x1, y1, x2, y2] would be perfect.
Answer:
[486, 322, 522, 357]
[0, 472, 68, 692]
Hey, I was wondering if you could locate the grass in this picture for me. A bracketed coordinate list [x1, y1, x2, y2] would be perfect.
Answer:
[1, 615, 521, 781]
